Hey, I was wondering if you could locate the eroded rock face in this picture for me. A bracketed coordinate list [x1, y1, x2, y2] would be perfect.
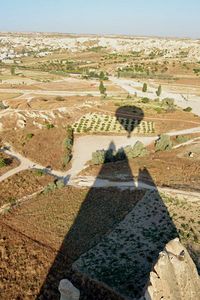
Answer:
[144, 238, 200, 300]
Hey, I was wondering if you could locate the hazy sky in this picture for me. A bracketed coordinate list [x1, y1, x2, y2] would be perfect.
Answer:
[0, 0, 200, 38]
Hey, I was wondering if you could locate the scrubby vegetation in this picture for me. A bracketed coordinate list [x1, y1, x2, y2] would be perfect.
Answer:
[43, 179, 65, 194]
[0, 101, 8, 110]
[91, 141, 148, 165]
[175, 135, 189, 144]
[155, 134, 173, 151]
[183, 107, 192, 112]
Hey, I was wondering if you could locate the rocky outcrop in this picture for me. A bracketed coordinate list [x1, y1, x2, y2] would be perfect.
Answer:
[144, 238, 200, 300]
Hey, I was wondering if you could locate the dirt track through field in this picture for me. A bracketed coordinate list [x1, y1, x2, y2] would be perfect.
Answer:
[111, 77, 200, 116]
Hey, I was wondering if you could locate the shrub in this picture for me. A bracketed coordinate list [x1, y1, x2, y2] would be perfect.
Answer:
[142, 83, 148, 92]
[154, 107, 163, 114]
[115, 149, 126, 161]
[46, 123, 54, 129]
[8, 197, 17, 206]
[55, 96, 65, 101]
[124, 142, 148, 158]
[65, 137, 73, 150]
[183, 107, 192, 112]
[105, 149, 115, 163]
[155, 134, 173, 152]
[0, 158, 7, 168]
[91, 150, 106, 165]
[26, 133, 34, 140]
[131, 141, 148, 157]
[162, 98, 174, 106]
[0, 101, 8, 110]
[56, 179, 65, 189]
[43, 183, 57, 194]
[124, 145, 133, 159]
[141, 97, 150, 103]
[63, 154, 71, 166]
[176, 135, 189, 144]
[34, 169, 45, 176]
[162, 97, 175, 112]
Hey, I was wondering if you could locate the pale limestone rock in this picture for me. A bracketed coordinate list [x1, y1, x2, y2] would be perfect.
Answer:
[58, 279, 80, 300]
[17, 119, 26, 129]
[144, 238, 200, 300]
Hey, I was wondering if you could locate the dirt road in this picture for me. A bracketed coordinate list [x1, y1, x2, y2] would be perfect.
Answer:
[111, 77, 200, 116]
[1, 125, 200, 183]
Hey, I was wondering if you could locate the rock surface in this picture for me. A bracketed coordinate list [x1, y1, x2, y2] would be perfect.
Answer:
[58, 279, 80, 300]
[144, 238, 200, 300]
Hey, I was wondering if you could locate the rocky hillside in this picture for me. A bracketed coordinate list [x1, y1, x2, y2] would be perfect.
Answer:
[144, 238, 200, 300]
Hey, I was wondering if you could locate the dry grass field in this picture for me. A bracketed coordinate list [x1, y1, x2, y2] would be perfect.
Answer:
[2, 127, 71, 170]
[0, 152, 19, 176]
[0, 169, 53, 207]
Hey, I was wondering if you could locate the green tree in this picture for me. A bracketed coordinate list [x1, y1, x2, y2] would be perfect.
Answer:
[156, 85, 162, 97]
[99, 81, 106, 95]
[142, 83, 148, 92]
[99, 71, 105, 80]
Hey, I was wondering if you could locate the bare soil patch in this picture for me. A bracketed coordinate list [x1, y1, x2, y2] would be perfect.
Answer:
[0, 222, 56, 300]
[2, 128, 70, 170]
[0, 92, 21, 101]
[34, 78, 99, 91]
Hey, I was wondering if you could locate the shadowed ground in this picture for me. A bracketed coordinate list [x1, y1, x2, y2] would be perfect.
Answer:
[36, 106, 178, 300]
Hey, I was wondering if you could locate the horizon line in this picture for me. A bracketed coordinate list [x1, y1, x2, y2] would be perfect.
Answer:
[0, 30, 199, 41]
